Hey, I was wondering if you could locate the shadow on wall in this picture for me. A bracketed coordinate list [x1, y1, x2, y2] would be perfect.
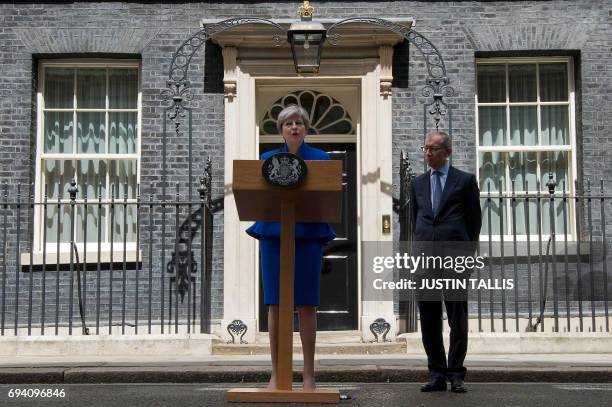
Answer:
[204, 40, 224, 94]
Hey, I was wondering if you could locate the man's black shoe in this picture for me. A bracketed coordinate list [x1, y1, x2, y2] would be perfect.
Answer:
[420, 380, 447, 392]
[450, 379, 467, 393]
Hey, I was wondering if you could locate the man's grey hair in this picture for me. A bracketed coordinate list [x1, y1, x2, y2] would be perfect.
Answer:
[426, 130, 452, 149]
[276, 104, 311, 134]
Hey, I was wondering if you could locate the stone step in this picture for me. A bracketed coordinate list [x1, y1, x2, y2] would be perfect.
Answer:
[213, 341, 406, 356]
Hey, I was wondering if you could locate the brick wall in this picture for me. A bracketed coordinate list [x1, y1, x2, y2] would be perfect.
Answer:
[0, 1, 610, 329]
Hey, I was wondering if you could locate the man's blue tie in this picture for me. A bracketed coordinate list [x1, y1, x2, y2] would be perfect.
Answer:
[432, 170, 443, 216]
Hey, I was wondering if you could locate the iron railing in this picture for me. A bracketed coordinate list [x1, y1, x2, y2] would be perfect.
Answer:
[0, 171, 214, 337]
[398, 154, 611, 334]
[3, 154, 610, 336]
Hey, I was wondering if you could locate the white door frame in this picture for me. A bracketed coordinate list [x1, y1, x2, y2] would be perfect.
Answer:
[218, 44, 398, 342]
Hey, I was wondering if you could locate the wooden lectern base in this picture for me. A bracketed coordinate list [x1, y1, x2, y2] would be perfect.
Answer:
[226, 387, 340, 404]
[231, 160, 343, 405]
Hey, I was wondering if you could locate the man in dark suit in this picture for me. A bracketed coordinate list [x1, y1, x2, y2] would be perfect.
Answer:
[410, 130, 481, 393]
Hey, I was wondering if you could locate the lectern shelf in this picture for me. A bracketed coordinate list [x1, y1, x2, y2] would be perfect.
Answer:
[233, 160, 342, 223]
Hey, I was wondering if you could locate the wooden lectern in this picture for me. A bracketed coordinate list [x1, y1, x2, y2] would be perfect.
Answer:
[227, 159, 342, 404]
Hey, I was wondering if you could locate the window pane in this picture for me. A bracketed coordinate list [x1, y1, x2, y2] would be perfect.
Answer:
[317, 103, 352, 134]
[541, 199, 567, 236]
[77, 112, 106, 153]
[513, 198, 538, 235]
[40, 63, 140, 246]
[479, 152, 505, 193]
[45, 203, 71, 243]
[478, 107, 506, 146]
[477, 64, 505, 103]
[43, 160, 75, 199]
[77, 160, 107, 199]
[480, 198, 507, 236]
[110, 160, 137, 199]
[539, 63, 568, 102]
[113, 203, 137, 243]
[510, 106, 537, 146]
[311, 95, 332, 126]
[282, 95, 299, 106]
[262, 121, 277, 135]
[77, 205, 106, 243]
[109, 68, 138, 109]
[540, 151, 569, 193]
[44, 68, 74, 109]
[76, 69, 106, 108]
[109, 112, 137, 153]
[44, 111, 74, 153]
[541, 106, 569, 145]
[298, 91, 315, 115]
[509, 64, 536, 102]
[317, 104, 343, 127]
[323, 120, 352, 134]
[509, 152, 537, 192]
[270, 105, 283, 118]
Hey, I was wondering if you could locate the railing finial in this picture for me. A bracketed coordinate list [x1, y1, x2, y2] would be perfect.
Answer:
[68, 179, 78, 203]
[198, 176, 206, 203]
[546, 172, 556, 195]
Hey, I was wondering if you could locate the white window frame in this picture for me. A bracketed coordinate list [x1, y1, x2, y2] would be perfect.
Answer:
[475, 57, 577, 242]
[33, 59, 142, 258]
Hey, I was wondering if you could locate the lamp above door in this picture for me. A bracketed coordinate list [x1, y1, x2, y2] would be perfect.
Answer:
[287, 1, 326, 75]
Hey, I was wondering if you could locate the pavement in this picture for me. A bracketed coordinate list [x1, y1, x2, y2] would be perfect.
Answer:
[1, 353, 611, 384]
[3, 383, 612, 407]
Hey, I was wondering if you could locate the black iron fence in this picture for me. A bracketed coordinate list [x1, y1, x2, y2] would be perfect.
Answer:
[0, 173, 214, 337]
[3, 153, 611, 336]
[398, 154, 611, 334]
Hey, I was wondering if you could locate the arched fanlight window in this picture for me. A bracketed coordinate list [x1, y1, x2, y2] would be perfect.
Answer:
[260, 90, 355, 135]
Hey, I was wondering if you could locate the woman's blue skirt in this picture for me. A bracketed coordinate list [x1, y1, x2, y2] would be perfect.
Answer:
[260, 237, 323, 306]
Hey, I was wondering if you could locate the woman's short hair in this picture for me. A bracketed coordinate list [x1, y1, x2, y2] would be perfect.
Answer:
[276, 104, 311, 134]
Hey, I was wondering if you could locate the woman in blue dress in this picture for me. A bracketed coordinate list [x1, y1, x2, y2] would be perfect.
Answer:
[246, 104, 335, 390]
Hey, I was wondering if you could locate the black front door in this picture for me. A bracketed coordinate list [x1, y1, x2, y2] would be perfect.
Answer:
[258, 142, 358, 331]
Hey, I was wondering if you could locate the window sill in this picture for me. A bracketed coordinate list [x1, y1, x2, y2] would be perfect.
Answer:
[478, 242, 591, 262]
[20, 250, 142, 266]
